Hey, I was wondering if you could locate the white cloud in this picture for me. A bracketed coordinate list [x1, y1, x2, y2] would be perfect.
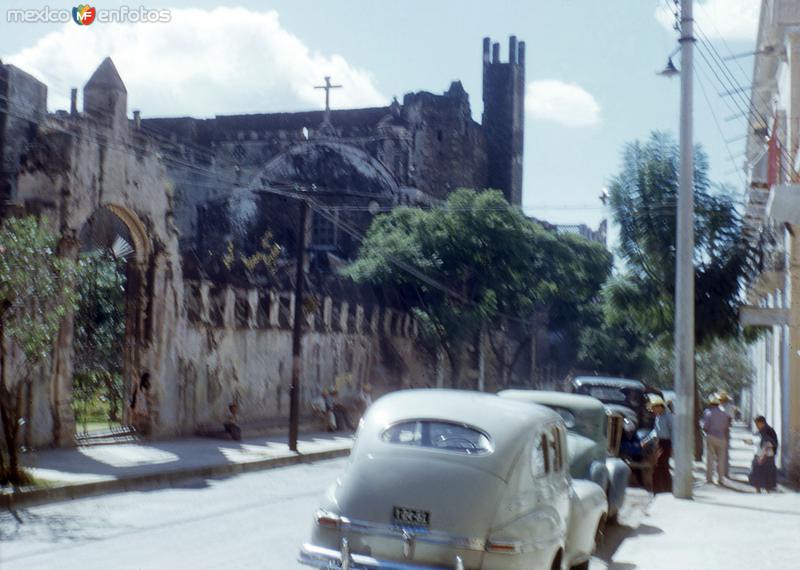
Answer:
[3, 7, 386, 116]
[655, 0, 760, 42]
[525, 80, 600, 127]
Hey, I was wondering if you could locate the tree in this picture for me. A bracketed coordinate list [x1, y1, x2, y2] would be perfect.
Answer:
[602, 132, 755, 458]
[0, 216, 78, 485]
[607, 132, 754, 348]
[72, 252, 127, 431]
[644, 338, 754, 399]
[344, 188, 611, 386]
[577, 278, 652, 378]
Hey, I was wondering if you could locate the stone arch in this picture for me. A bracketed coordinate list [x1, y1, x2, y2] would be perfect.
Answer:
[104, 203, 150, 263]
[255, 140, 400, 196]
[71, 204, 155, 437]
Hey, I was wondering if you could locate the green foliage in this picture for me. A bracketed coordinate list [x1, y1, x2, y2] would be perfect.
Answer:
[577, 278, 652, 377]
[344, 189, 611, 378]
[608, 132, 754, 348]
[643, 337, 754, 399]
[73, 253, 126, 377]
[72, 251, 127, 429]
[0, 216, 79, 485]
[0, 217, 79, 363]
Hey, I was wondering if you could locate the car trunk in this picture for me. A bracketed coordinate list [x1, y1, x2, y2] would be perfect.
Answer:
[335, 451, 506, 568]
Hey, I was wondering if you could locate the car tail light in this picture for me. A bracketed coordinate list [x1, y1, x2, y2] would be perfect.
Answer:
[485, 539, 523, 554]
[314, 510, 342, 529]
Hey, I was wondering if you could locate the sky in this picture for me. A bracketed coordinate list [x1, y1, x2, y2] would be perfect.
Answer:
[0, 0, 762, 230]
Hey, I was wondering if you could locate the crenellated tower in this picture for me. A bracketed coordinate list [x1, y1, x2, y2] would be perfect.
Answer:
[482, 35, 525, 206]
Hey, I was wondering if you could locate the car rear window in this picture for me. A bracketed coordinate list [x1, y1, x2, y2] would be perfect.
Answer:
[381, 420, 493, 455]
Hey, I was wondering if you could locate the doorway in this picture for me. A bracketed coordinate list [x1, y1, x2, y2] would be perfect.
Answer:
[72, 207, 137, 438]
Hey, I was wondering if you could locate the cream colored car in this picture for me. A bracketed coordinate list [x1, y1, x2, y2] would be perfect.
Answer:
[299, 389, 607, 569]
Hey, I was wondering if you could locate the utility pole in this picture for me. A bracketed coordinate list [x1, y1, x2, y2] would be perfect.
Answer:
[289, 198, 309, 452]
[673, 0, 695, 500]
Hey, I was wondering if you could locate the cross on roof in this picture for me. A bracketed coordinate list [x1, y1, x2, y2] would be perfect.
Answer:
[314, 76, 342, 123]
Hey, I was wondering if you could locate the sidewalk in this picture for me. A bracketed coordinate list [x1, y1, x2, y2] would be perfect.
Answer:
[1, 431, 353, 509]
[595, 425, 800, 569]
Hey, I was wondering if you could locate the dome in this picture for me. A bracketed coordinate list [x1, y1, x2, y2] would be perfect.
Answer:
[258, 141, 398, 196]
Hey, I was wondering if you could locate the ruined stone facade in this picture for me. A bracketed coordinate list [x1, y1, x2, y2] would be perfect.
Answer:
[0, 36, 533, 447]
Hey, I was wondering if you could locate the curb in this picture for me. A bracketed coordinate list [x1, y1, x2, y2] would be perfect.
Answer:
[1, 446, 350, 510]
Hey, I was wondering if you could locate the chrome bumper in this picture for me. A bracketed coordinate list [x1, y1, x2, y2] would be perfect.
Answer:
[299, 543, 464, 570]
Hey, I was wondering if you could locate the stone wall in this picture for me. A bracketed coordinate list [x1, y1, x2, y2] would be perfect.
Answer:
[176, 281, 436, 433]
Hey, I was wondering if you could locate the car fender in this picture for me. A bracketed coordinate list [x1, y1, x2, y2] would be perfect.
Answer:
[565, 479, 607, 567]
[605, 457, 631, 516]
[589, 460, 609, 493]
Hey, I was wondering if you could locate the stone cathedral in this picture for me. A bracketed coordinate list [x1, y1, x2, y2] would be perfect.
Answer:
[0, 36, 532, 447]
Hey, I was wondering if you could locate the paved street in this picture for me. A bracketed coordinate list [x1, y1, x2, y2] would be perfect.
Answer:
[0, 459, 349, 570]
[3, 455, 638, 570]
[3, 446, 800, 569]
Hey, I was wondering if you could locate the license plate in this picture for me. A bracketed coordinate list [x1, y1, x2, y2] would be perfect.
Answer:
[393, 506, 430, 527]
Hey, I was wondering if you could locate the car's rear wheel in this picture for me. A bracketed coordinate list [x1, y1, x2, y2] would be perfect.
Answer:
[551, 548, 563, 570]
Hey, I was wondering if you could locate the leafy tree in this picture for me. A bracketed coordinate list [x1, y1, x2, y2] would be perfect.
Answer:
[344, 188, 611, 386]
[0, 217, 78, 485]
[577, 278, 652, 377]
[644, 337, 754, 400]
[72, 252, 127, 431]
[599, 132, 755, 458]
[607, 131, 754, 348]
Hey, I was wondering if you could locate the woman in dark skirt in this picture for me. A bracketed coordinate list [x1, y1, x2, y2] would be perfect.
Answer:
[749, 416, 778, 493]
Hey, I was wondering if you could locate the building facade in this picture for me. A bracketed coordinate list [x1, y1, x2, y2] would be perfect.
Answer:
[741, 0, 800, 473]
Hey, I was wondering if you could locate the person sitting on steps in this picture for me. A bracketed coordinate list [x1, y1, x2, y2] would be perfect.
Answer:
[224, 402, 242, 441]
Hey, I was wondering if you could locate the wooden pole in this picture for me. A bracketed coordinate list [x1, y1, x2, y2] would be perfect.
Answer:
[289, 199, 309, 452]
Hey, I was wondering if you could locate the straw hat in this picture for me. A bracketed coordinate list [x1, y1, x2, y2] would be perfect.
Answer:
[717, 391, 731, 403]
[647, 396, 667, 410]
[708, 396, 720, 406]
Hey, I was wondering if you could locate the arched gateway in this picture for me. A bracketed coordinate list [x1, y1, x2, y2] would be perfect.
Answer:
[71, 205, 153, 441]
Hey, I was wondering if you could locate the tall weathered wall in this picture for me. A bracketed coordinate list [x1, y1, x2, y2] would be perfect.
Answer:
[175, 282, 437, 433]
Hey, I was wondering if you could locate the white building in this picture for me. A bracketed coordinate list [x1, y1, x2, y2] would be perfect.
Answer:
[741, 0, 800, 472]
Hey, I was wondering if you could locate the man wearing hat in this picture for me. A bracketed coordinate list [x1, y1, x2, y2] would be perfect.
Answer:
[701, 396, 730, 485]
[648, 396, 673, 494]
[718, 391, 735, 477]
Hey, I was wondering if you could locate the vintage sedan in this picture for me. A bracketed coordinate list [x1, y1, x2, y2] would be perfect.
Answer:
[569, 376, 662, 431]
[299, 389, 607, 570]
[498, 390, 630, 521]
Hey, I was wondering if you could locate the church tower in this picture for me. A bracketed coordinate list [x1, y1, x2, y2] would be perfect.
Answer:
[482, 36, 525, 206]
[83, 57, 128, 131]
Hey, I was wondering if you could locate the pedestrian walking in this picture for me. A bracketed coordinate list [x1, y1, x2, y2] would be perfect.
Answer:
[647, 396, 673, 494]
[701, 396, 730, 485]
[330, 388, 354, 431]
[321, 389, 337, 432]
[748, 416, 779, 493]
[718, 391, 735, 476]
[359, 383, 373, 414]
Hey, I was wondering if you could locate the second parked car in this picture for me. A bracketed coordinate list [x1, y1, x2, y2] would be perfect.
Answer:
[498, 390, 630, 521]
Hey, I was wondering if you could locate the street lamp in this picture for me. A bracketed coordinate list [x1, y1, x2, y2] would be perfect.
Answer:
[658, 57, 680, 78]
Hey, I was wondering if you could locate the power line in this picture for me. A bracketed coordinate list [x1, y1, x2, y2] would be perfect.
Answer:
[693, 23, 795, 173]
[694, 62, 748, 187]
